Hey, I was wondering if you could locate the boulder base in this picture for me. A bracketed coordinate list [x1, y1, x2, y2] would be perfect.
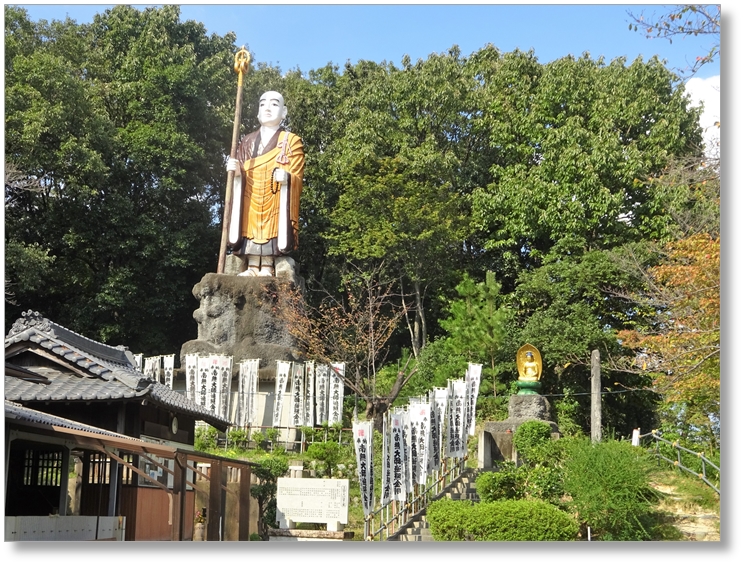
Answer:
[179, 268, 305, 378]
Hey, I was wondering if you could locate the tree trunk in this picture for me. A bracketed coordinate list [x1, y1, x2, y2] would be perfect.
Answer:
[413, 279, 427, 352]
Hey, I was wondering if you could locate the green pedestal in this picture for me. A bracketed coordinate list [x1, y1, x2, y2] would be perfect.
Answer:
[516, 380, 542, 395]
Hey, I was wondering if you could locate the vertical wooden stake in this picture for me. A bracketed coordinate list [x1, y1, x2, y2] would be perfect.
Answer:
[591, 349, 602, 443]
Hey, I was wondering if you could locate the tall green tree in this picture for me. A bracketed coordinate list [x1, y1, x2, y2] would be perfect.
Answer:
[472, 52, 703, 273]
[5, 5, 236, 353]
[439, 271, 509, 396]
[324, 48, 490, 356]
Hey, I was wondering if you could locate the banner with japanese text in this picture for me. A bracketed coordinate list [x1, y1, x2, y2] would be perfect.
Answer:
[315, 364, 329, 425]
[430, 387, 448, 468]
[410, 400, 431, 485]
[185, 354, 198, 403]
[218, 355, 233, 421]
[353, 420, 374, 517]
[274, 361, 291, 427]
[197, 356, 211, 408]
[390, 409, 407, 501]
[290, 362, 305, 428]
[238, 359, 260, 427]
[304, 361, 315, 427]
[465, 363, 482, 438]
[381, 413, 391, 506]
[446, 379, 467, 458]
[163, 355, 175, 389]
[328, 362, 345, 425]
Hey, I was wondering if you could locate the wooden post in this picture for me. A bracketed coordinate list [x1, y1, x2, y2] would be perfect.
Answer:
[217, 46, 251, 274]
[207, 460, 224, 541]
[591, 349, 602, 443]
[171, 453, 187, 541]
[238, 464, 251, 541]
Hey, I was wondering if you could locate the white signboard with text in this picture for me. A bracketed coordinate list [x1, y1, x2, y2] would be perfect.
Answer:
[276, 478, 349, 530]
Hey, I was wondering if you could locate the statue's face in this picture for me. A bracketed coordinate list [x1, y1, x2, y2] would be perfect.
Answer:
[257, 91, 287, 127]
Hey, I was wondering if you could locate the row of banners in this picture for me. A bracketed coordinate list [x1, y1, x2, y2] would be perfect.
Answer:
[134, 353, 346, 427]
[353, 363, 482, 517]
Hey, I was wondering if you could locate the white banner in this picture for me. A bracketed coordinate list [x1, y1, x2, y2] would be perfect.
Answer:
[410, 401, 431, 485]
[274, 361, 291, 428]
[238, 359, 260, 427]
[133, 353, 144, 372]
[304, 361, 315, 427]
[430, 387, 448, 469]
[446, 380, 467, 458]
[381, 413, 391, 506]
[328, 363, 345, 425]
[144, 356, 162, 382]
[353, 420, 375, 517]
[197, 356, 211, 407]
[290, 362, 305, 428]
[315, 364, 329, 425]
[390, 409, 407, 501]
[185, 354, 198, 403]
[218, 355, 233, 421]
[206, 355, 222, 416]
[163, 355, 175, 389]
[465, 363, 482, 438]
[401, 408, 412, 494]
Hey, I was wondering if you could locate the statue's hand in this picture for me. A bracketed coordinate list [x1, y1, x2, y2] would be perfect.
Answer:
[274, 168, 288, 183]
[226, 158, 240, 174]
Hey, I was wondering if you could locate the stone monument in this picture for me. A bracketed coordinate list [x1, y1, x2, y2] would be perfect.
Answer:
[478, 344, 559, 468]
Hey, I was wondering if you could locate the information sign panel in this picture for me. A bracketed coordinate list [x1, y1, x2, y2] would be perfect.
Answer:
[276, 478, 349, 529]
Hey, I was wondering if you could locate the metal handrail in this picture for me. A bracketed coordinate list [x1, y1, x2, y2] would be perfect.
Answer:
[364, 456, 468, 541]
[637, 430, 720, 494]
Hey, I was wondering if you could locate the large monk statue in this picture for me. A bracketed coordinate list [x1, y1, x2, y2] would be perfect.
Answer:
[226, 91, 305, 276]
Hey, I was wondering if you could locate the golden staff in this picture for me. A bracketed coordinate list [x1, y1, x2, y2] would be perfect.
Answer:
[218, 46, 251, 274]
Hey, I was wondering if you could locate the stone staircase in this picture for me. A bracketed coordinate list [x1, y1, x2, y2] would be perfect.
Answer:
[388, 468, 481, 542]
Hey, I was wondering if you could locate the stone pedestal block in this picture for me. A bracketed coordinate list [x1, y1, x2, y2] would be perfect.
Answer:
[508, 394, 555, 422]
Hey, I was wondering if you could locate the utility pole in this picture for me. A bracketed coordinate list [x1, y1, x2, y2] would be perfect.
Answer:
[591, 349, 601, 443]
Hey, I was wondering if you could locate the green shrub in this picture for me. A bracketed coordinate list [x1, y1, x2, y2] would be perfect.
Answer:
[251, 453, 289, 539]
[476, 395, 508, 423]
[554, 388, 585, 437]
[194, 425, 218, 452]
[476, 462, 527, 502]
[562, 438, 661, 540]
[227, 427, 248, 448]
[524, 464, 564, 504]
[265, 427, 280, 444]
[513, 420, 552, 464]
[306, 441, 344, 478]
[428, 498, 579, 541]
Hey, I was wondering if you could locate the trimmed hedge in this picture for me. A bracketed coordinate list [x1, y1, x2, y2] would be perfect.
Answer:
[427, 498, 579, 541]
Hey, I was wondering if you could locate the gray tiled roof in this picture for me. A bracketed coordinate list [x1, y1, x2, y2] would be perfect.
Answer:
[5, 400, 144, 440]
[5, 311, 231, 429]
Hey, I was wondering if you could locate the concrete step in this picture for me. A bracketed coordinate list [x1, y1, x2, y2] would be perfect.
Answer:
[398, 534, 434, 542]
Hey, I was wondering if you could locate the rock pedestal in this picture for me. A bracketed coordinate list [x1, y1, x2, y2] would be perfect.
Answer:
[179, 256, 305, 380]
[478, 394, 559, 468]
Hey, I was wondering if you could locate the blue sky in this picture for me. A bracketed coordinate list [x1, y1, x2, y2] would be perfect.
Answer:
[13, 2, 721, 79]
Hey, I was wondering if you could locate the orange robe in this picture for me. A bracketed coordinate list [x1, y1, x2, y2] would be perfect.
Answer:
[230, 129, 304, 254]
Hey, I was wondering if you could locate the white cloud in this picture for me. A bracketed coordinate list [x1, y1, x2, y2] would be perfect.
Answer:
[683, 75, 720, 157]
